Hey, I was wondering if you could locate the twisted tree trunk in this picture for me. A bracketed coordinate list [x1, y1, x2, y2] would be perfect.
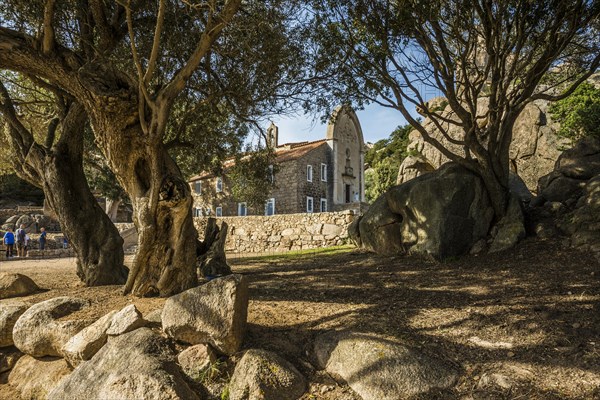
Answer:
[1, 99, 127, 285]
[83, 87, 198, 296]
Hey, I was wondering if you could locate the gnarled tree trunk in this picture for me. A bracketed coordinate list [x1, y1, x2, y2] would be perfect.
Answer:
[85, 90, 198, 296]
[1, 98, 128, 285]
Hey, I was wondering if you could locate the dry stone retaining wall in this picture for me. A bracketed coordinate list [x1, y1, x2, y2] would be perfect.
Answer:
[193, 211, 355, 254]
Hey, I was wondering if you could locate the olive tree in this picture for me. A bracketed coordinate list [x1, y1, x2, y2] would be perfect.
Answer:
[0, 0, 308, 296]
[0, 74, 128, 285]
[310, 0, 600, 218]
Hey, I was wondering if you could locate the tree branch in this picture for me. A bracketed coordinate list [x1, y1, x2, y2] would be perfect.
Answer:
[42, 0, 57, 54]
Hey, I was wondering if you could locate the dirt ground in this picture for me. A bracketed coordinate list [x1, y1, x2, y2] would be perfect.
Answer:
[1, 236, 599, 399]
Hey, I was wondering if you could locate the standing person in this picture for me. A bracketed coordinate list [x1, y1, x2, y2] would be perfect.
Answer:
[63, 235, 68, 249]
[39, 227, 47, 251]
[23, 233, 30, 257]
[15, 224, 26, 257]
[3, 228, 15, 258]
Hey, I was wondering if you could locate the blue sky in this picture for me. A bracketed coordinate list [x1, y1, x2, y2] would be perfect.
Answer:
[270, 103, 410, 145]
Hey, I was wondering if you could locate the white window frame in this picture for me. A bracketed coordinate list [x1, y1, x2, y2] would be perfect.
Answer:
[215, 207, 222, 217]
[307, 165, 313, 182]
[238, 202, 247, 216]
[265, 198, 275, 216]
[193, 181, 202, 194]
[216, 177, 223, 193]
[306, 196, 314, 213]
[193, 207, 202, 217]
[321, 163, 327, 182]
[320, 198, 327, 212]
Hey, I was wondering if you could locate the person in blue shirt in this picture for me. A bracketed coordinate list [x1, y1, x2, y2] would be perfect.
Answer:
[3, 228, 15, 258]
[39, 227, 47, 250]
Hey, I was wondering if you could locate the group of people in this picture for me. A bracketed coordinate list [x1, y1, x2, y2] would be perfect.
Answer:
[2, 225, 47, 258]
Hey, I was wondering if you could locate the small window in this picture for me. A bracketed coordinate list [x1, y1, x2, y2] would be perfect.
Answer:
[307, 165, 313, 182]
[320, 198, 327, 212]
[238, 202, 247, 216]
[268, 165, 274, 183]
[193, 207, 202, 217]
[215, 207, 222, 217]
[216, 177, 223, 193]
[265, 198, 275, 216]
[306, 196, 314, 213]
[321, 163, 327, 182]
[193, 181, 202, 194]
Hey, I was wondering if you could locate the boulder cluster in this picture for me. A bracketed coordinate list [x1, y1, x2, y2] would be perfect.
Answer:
[1, 271, 461, 399]
[534, 135, 600, 261]
[0, 213, 59, 234]
[356, 94, 598, 260]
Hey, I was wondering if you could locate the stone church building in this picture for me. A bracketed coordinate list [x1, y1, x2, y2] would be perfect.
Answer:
[188, 106, 365, 216]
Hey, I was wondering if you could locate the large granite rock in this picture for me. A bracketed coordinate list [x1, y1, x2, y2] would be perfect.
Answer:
[0, 273, 39, 299]
[48, 328, 199, 400]
[489, 195, 526, 253]
[314, 331, 459, 400]
[162, 274, 249, 355]
[354, 193, 404, 255]
[62, 310, 118, 367]
[12, 297, 91, 357]
[356, 163, 494, 259]
[8, 355, 71, 399]
[105, 304, 145, 336]
[396, 154, 435, 185]
[398, 98, 565, 191]
[0, 301, 28, 347]
[536, 136, 600, 260]
[228, 349, 306, 400]
[560, 174, 600, 260]
[538, 136, 600, 203]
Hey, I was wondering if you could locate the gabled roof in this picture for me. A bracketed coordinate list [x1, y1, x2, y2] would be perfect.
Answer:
[188, 139, 328, 182]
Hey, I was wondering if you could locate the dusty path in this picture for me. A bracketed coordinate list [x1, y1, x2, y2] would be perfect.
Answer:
[1, 237, 599, 399]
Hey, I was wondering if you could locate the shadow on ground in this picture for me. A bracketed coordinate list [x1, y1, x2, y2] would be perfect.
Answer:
[231, 237, 600, 399]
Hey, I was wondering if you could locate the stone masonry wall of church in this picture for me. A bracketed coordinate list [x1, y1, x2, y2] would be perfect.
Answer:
[193, 210, 355, 253]
[268, 158, 300, 214]
[295, 145, 331, 212]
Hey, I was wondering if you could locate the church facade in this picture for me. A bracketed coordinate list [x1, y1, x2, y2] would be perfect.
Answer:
[188, 106, 365, 216]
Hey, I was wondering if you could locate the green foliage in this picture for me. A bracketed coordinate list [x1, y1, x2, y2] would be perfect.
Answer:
[190, 359, 225, 384]
[549, 81, 600, 144]
[228, 146, 278, 209]
[364, 124, 412, 202]
[221, 385, 230, 400]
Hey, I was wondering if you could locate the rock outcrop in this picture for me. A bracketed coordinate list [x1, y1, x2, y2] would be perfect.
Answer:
[228, 348, 307, 400]
[397, 98, 565, 191]
[12, 297, 91, 357]
[0, 301, 28, 347]
[353, 163, 494, 259]
[162, 274, 249, 355]
[537, 136, 600, 260]
[0, 273, 39, 299]
[314, 331, 459, 400]
[538, 135, 600, 204]
[48, 328, 198, 400]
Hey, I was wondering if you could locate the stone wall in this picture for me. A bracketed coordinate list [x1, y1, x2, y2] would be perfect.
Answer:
[193, 211, 355, 254]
